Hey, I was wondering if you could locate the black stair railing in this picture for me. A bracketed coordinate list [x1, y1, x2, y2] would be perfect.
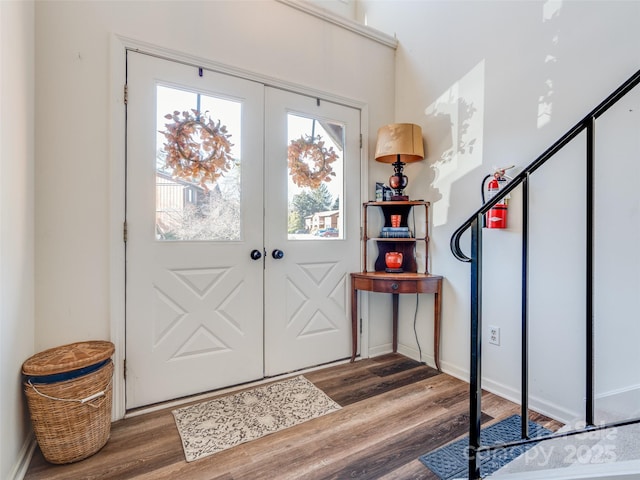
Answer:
[450, 68, 640, 480]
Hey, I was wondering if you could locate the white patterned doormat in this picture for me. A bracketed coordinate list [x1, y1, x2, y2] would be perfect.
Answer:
[172, 375, 341, 462]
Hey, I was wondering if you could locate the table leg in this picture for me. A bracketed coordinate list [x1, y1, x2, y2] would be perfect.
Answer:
[392, 293, 399, 353]
[351, 286, 358, 362]
[434, 279, 442, 371]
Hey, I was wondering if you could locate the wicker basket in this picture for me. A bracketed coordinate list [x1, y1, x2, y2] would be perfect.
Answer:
[22, 341, 114, 464]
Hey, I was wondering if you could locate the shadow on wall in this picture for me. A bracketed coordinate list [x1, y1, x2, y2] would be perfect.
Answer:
[423, 59, 485, 228]
[421, 0, 570, 230]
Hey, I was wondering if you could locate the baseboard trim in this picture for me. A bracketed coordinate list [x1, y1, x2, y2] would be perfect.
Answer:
[7, 433, 36, 480]
[369, 352, 582, 424]
[435, 359, 579, 424]
[483, 376, 580, 424]
[368, 344, 392, 358]
[595, 384, 640, 418]
[397, 344, 436, 369]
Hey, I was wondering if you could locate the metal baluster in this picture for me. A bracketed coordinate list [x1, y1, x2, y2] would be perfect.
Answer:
[469, 214, 483, 480]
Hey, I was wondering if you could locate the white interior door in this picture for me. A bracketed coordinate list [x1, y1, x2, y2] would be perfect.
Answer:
[125, 52, 265, 408]
[264, 88, 361, 375]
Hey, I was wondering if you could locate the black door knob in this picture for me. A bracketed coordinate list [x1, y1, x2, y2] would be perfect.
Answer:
[250, 249, 262, 260]
[272, 249, 284, 259]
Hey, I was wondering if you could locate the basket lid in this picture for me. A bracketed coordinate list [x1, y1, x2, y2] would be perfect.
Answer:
[22, 340, 115, 376]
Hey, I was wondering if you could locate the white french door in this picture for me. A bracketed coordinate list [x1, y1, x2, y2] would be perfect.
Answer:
[125, 52, 361, 409]
[264, 88, 361, 375]
[125, 52, 265, 408]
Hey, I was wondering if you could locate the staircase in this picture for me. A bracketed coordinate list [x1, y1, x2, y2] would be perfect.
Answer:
[450, 68, 640, 480]
[491, 404, 640, 479]
[491, 426, 640, 479]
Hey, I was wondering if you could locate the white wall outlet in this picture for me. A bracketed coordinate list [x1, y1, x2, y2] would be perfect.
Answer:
[489, 326, 500, 346]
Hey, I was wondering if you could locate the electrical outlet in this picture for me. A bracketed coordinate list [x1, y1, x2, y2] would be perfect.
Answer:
[489, 326, 500, 346]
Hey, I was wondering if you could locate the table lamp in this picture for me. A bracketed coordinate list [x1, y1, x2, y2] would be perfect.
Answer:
[374, 123, 424, 200]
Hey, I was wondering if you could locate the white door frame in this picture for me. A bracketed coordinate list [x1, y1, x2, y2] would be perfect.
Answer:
[108, 34, 369, 420]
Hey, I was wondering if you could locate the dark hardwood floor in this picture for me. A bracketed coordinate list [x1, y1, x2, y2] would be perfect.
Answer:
[24, 354, 561, 479]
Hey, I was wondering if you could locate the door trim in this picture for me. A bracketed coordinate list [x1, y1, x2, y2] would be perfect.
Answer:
[109, 34, 369, 419]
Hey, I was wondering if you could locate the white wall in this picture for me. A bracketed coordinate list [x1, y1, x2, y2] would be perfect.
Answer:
[26, 2, 640, 467]
[0, 1, 35, 479]
[34, 0, 395, 416]
[361, 0, 640, 423]
[592, 86, 640, 420]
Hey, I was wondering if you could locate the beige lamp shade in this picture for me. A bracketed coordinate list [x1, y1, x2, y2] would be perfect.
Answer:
[374, 123, 424, 164]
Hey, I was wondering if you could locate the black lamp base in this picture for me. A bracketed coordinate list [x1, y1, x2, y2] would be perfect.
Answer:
[389, 157, 409, 200]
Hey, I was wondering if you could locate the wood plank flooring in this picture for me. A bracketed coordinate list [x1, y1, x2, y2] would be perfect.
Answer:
[24, 354, 562, 480]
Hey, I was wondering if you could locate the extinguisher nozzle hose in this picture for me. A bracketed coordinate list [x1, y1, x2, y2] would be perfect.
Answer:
[481, 174, 491, 204]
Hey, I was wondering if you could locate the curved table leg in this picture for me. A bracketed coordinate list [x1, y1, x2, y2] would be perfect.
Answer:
[351, 284, 358, 362]
[434, 279, 442, 371]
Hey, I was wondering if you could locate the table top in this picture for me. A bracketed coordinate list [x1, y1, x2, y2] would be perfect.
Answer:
[351, 272, 443, 281]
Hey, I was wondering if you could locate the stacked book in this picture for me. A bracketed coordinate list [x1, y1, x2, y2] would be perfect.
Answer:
[380, 226, 412, 238]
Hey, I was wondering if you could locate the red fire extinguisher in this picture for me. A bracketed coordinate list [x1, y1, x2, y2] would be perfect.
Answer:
[482, 166, 514, 229]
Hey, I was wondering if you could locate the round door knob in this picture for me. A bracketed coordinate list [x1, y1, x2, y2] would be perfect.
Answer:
[272, 249, 284, 259]
[250, 249, 262, 260]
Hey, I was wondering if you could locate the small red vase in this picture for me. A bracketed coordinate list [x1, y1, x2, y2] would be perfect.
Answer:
[385, 252, 403, 269]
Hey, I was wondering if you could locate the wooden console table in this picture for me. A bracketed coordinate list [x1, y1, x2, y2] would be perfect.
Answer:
[350, 272, 443, 371]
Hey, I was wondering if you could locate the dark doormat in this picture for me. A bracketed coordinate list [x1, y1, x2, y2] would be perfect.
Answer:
[418, 415, 552, 479]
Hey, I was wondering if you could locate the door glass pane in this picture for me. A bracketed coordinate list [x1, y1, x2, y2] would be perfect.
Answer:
[287, 114, 344, 240]
[155, 85, 241, 241]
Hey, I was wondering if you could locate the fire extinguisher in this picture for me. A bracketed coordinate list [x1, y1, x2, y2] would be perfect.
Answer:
[482, 166, 514, 229]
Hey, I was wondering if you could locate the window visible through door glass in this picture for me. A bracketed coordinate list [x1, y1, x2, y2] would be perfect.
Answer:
[155, 85, 242, 241]
[287, 113, 344, 240]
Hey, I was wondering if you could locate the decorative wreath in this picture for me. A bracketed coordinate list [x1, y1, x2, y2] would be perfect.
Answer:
[288, 134, 338, 189]
[160, 109, 234, 190]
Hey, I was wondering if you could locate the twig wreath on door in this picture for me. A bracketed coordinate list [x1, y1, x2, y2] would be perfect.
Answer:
[288, 134, 338, 189]
[160, 110, 234, 191]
